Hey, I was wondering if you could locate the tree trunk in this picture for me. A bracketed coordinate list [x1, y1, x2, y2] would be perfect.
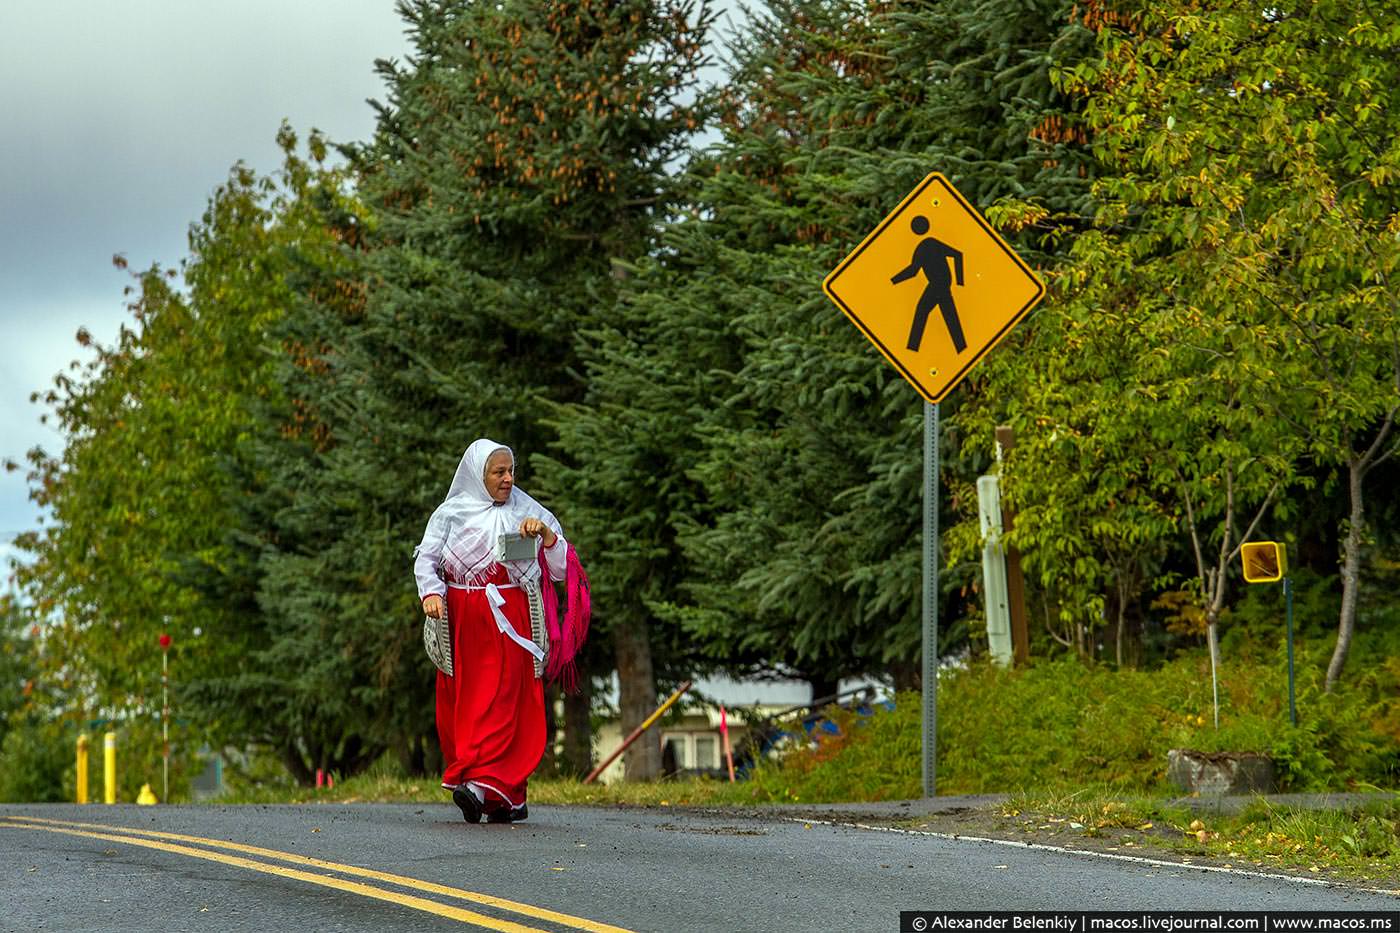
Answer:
[540, 685, 558, 776]
[560, 675, 593, 777]
[1206, 620, 1221, 728]
[1111, 577, 1127, 669]
[395, 733, 425, 778]
[1115, 609, 1124, 670]
[1326, 458, 1366, 692]
[808, 675, 840, 708]
[331, 735, 381, 780]
[423, 726, 443, 778]
[281, 741, 314, 787]
[614, 621, 660, 780]
[888, 659, 921, 693]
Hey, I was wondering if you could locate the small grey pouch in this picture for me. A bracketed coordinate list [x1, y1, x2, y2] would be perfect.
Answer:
[495, 532, 540, 563]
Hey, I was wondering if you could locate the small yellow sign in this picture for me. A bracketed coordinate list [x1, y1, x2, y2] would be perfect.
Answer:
[1241, 541, 1286, 584]
[822, 172, 1046, 403]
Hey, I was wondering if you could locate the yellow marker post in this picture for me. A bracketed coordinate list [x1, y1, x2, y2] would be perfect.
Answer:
[1241, 541, 1295, 725]
[75, 734, 89, 804]
[103, 731, 117, 804]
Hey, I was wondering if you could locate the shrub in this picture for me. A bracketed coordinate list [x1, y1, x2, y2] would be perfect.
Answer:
[0, 716, 72, 803]
[742, 700, 921, 803]
[742, 652, 1400, 802]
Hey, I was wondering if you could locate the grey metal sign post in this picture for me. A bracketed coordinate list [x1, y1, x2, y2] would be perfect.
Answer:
[822, 172, 1046, 803]
[922, 401, 939, 798]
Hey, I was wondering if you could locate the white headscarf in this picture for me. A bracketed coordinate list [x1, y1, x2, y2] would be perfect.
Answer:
[416, 438, 562, 588]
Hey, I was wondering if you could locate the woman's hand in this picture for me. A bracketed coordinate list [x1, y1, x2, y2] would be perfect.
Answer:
[423, 594, 446, 619]
[519, 517, 558, 548]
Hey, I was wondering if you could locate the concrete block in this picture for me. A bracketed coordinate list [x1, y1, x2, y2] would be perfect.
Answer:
[1167, 748, 1276, 795]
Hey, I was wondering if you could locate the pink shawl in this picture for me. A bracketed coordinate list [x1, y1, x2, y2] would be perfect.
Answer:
[536, 542, 591, 692]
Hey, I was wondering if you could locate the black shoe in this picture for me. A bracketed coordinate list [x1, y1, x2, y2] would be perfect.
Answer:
[486, 803, 528, 824]
[452, 784, 482, 824]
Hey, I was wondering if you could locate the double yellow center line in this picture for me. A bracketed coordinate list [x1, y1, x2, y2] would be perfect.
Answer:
[1, 814, 634, 933]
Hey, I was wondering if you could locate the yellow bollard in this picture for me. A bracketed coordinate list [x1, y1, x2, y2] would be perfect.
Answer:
[103, 731, 117, 804]
[136, 783, 158, 805]
[76, 733, 90, 804]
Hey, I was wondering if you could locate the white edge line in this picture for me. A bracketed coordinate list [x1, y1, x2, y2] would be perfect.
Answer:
[784, 817, 1400, 898]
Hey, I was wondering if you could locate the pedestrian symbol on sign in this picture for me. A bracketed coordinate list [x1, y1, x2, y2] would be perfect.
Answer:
[890, 215, 966, 353]
[822, 172, 1046, 403]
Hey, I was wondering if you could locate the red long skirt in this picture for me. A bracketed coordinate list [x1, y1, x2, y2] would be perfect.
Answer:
[436, 569, 545, 809]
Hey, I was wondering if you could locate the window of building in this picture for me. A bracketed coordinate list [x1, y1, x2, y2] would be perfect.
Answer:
[661, 732, 722, 771]
[662, 735, 688, 769]
[693, 734, 718, 769]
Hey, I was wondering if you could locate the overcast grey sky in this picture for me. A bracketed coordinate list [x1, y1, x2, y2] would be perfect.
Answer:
[0, 2, 411, 565]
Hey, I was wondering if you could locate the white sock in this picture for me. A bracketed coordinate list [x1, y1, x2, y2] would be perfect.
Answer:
[466, 781, 485, 803]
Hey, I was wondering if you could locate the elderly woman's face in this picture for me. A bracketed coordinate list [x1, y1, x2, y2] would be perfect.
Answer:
[483, 451, 514, 504]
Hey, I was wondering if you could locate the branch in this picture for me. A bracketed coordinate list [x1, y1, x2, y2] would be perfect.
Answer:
[1371, 429, 1400, 472]
[1177, 467, 1208, 588]
[1225, 464, 1241, 559]
[1043, 599, 1073, 648]
[1227, 480, 1283, 566]
[1357, 404, 1398, 477]
[1208, 463, 1238, 616]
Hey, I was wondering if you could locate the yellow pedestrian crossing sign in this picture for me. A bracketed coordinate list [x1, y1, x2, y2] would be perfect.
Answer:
[822, 172, 1046, 403]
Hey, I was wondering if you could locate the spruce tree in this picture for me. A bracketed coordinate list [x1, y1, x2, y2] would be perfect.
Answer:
[573, 0, 1096, 694]
[258, 0, 715, 778]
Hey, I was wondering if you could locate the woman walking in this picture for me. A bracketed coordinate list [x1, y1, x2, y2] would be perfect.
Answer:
[414, 438, 589, 823]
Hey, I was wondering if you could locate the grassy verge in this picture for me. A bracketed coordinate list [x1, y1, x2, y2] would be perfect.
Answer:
[209, 761, 753, 808]
[893, 789, 1400, 887]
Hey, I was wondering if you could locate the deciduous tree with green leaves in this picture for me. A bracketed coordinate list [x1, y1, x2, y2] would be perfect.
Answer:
[1046, 0, 1400, 687]
[11, 130, 372, 783]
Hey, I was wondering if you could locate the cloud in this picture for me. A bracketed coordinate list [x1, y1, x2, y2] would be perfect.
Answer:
[2, 1, 408, 304]
[0, 0, 409, 539]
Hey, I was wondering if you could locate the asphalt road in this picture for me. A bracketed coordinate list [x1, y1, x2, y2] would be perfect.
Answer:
[2, 802, 1395, 932]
